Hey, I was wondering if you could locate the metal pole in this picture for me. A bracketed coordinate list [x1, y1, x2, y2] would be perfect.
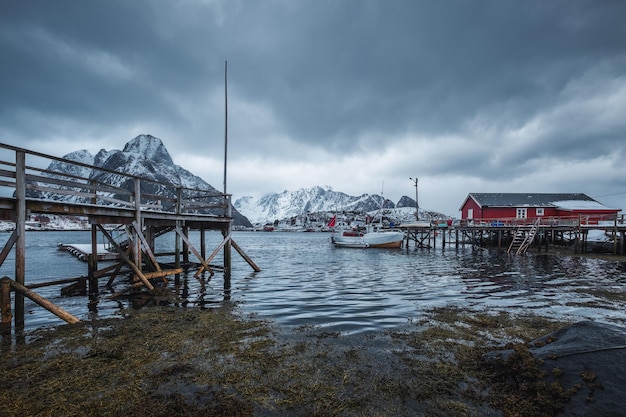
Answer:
[223, 60, 228, 197]
[410, 177, 419, 221]
[223, 60, 232, 287]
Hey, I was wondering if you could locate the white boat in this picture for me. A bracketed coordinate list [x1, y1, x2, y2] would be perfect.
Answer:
[332, 227, 404, 248]
[329, 214, 404, 248]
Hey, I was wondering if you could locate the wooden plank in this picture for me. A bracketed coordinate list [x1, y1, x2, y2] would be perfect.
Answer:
[194, 234, 230, 277]
[15, 150, 26, 326]
[231, 238, 261, 272]
[10, 279, 80, 324]
[25, 172, 129, 195]
[136, 269, 183, 280]
[106, 281, 144, 299]
[26, 184, 135, 207]
[131, 221, 161, 272]
[97, 225, 154, 291]
[0, 230, 17, 266]
[1, 277, 11, 326]
[175, 226, 213, 275]
[0, 168, 16, 178]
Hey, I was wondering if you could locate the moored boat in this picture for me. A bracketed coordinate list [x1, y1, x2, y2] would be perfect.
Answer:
[329, 214, 404, 248]
[332, 227, 404, 248]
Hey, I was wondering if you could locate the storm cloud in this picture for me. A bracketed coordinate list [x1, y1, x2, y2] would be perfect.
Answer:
[1, 0, 625, 215]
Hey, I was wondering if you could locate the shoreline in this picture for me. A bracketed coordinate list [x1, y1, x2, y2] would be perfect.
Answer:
[2, 304, 625, 416]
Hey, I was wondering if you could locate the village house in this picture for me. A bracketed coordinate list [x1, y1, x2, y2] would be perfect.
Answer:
[459, 193, 621, 225]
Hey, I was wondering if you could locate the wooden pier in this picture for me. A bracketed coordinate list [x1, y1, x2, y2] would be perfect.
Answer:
[0, 143, 259, 331]
[400, 216, 626, 255]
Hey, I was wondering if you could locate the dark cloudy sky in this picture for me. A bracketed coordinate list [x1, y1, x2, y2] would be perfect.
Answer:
[1, 0, 625, 215]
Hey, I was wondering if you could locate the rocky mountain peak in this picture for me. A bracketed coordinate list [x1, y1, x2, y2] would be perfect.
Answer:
[122, 134, 173, 166]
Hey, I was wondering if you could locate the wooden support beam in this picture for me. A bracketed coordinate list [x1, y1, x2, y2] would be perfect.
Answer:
[194, 234, 231, 277]
[231, 239, 261, 272]
[1, 277, 12, 326]
[15, 150, 26, 327]
[135, 269, 183, 281]
[174, 226, 213, 275]
[0, 229, 17, 266]
[9, 279, 80, 324]
[131, 221, 161, 272]
[97, 225, 154, 291]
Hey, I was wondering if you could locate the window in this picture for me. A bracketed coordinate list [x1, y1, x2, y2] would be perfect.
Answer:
[536, 208, 544, 216]
[467, 208, 474, 219]
[516, 208, 527, 219]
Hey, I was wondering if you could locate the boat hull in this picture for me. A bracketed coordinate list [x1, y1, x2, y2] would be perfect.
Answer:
[332, 231, 404, 249]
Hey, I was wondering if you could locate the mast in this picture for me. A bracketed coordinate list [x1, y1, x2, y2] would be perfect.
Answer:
[223, 60, 228, 196]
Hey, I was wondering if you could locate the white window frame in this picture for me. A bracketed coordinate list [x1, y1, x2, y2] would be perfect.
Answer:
[516, 208, 527, 219]
[536, 208, 544, 216]
[467, 208, 474, 219]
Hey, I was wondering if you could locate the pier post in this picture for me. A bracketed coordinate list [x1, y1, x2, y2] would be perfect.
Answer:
[15, 150, 26, 328]
[1, 277, 12, 330]
[89, 225, 98, 298]
[224, 195, 232, 290]
[133, 178, 142, 274]
[175, 187, 182, 268]
[200, 228, 206, 259]
[183, 225, 190, 265]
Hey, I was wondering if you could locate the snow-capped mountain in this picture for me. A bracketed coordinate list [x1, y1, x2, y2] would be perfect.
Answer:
[30, 134, 252, 227]
[234, 186, 447, 225]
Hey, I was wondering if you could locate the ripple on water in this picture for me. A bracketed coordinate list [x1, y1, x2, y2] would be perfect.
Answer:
[2, 231, 626, 334]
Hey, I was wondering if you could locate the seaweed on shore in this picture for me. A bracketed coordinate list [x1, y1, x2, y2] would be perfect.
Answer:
[1, 305, 574, 416]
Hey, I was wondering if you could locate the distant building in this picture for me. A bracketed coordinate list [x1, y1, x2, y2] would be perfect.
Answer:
[459, 193, 621, 224]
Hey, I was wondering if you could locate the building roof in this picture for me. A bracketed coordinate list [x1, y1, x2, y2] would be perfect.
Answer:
[464, 193, 613, 210]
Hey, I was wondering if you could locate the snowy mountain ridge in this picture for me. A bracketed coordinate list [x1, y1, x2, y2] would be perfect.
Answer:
[17, 134, 448, 229]
[31, 134, 253, 227]
[234, 186, 447, 225]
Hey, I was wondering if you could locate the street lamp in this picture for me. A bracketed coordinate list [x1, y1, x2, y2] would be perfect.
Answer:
[409, 177, 419, 221]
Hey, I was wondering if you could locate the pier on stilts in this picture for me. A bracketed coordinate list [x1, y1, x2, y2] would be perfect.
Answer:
[400, 216, 626, 255]
[0, 143, 260, 332]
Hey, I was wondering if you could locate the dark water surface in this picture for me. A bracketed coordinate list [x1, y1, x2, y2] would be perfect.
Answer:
[2, 231, 626, 334]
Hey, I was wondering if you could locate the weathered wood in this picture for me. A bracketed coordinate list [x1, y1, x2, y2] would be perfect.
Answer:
[0, 229, 17, 266]
[1, 277, 12, 326]
[97, 225, 154, 291]
[15, 150, 26, 327]
[231, 239, 261, 272]
[131, 221, 161, 272]
[25, 277, 83, 289]
[10, 279, 80, 324]
[25, 172, 128, 196]
[135, 269, 183, 280]
[194, 234, 231, 277]
[106, 281, 144, 299]
[175, 226, 213, 275]
[0, 143, 263, 329]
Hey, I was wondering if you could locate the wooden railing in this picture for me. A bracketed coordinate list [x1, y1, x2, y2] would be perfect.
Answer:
[459, 213, 624, 228]
[0, 143, 232, 218]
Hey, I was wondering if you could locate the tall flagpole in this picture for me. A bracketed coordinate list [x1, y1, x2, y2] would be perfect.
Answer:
[222, 60, 232, 290]
[223, 60, 228, 196]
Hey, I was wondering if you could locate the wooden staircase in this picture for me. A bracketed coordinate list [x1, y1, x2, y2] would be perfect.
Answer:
[508, 218, 541, 255]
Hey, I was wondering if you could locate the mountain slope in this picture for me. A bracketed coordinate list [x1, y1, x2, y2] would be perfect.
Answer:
[32, 134, 252, 227]
[234, 186, 445, 225]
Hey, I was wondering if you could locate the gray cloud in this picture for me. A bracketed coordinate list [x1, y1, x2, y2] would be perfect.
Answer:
[1, 0, 625, 214]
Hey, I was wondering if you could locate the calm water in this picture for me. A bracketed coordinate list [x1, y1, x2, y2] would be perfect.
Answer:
[2, 231, 626, 334]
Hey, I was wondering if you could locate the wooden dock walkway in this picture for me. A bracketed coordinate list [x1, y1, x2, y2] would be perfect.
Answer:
[57, 243, 121, 261]
[400, 216, 626, 255]
[0, 143, 260, 330]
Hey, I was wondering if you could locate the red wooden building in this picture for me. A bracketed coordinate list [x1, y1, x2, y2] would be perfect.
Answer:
[459, 193, 621, 223]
